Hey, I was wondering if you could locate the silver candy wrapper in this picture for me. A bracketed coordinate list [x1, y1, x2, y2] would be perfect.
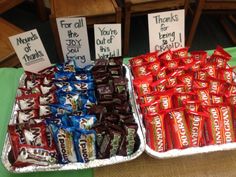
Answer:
[1, 64, 145, 173]
[129, 65, 236, 159]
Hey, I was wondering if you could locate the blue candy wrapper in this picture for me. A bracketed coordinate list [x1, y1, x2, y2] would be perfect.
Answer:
[55, 71, 74, 81]
[46, 115, 69, 126]
[57, 60, 76, 73]
[76, 65, 93, 73]
[73, 129, 96, 163]
[57, 92, 79, 112]
[70, 115, 97, 129]
[49, 124, 77, 164]
[75, 73, 93, 82]
[72, 81, 94, 91]
[79, 92, 97, 109]
[50, 104, 73, 115]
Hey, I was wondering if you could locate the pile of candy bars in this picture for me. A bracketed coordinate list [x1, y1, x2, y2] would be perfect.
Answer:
[90, 58, 138, 158]
[131, 46, 236, 152]
[8, 58, 138, 167]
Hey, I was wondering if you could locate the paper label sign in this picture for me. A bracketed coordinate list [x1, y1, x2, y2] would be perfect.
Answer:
[94, 24, 121, 59]
[148, 9, 185, 53]
[9, 29, 51, 73]
[56, 17, 91, 68]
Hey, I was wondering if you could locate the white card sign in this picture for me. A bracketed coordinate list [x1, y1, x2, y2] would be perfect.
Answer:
[9, 29, 51, 73]
[56, 17, 91, 67]
[94, 24, 121, 59]
[148, 9, 185, 53]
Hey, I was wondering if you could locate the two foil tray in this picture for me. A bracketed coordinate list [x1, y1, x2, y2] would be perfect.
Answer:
[3, 64, 236, 173]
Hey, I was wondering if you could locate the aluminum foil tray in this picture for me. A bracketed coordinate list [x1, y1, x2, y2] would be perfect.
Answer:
[1, 64, 145, 173]
[128, 65, 236, 159]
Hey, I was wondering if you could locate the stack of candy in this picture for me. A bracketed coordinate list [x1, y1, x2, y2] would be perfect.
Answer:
[131, 46, 236, 152]
[90, 57, 139, 158]
[8, 60, 97, 167]
[8, 58, 139, 168]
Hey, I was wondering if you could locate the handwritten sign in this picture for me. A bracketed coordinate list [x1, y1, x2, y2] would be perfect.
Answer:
[148, 9, 185, 53]
[9, 29, 51, 73]
[94, 24, 121, 59]
[56, 17, 91, 67]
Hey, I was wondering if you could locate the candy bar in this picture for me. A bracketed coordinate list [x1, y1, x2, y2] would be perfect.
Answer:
[118, 123, 138, 156]
[74, 129, 96, 163]
[168, 108, 191, 149]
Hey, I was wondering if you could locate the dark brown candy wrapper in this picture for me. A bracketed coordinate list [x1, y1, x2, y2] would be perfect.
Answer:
[92, 59, 109, 73]
[87, 105, 107, 122]
[114, 102, 131, 114]
[113, 92, 128, 104]
[96, 84, 114, 101]
[108, 65, 123, 77]
[108, 57, 123, 66]
[93, 72, 110, 84]
[118, 123, 138, 156]
[98, 100, 114, 112]
[98, 124, 123, 159]
[93, 123, 108, 147]
[119, 114, 135, 124]
[113, 77, 128, 94]
[102, 113, 120, 124]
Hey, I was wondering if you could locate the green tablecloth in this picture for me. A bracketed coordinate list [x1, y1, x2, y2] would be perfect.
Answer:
[0, 46, 236, 177]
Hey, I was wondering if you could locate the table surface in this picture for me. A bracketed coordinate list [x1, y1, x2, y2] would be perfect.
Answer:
[1, 47, 236, 177]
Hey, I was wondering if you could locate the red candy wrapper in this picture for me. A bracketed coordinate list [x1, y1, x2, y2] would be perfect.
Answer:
[8, 124, 27, 159]
[186, 111, 207, 147]
[226, 84, 236, 96]
[13, 145, 57, 167]
[159, 50, 172, 61]
[163, 59, 180, 70]
[23, 122, 48, 147]
[208, 77, 226, 94]
[154, 66, 167, 80]
[211, 93, 224, 104]
[151, 78, 166, 92]
[17, 94, 39, 110]
[138, 93, 157, 105]
[144, 113, 166, 152]
[195, 88, 211, 105]
[157, 90, 173, 111]
[178, 73, 193, 92]
[193, 79, 208, 89]
[205, 106, 223, 145]
[168, 108, 191, 149]
[140, 101, 159, 116]
[173, 47, 189, 59]
[173, 92, 195, 108]
[194, 69, 208, 81]
[129, 56, 144, 67]
[184, 100, 201, 112]
[190, 51, 207, 63]
[218, 68, 234, 84]
[204, 63, 217, 78]
[17, 109, 39, 124]
[219, 106, 235, 143]
[39, 93, 57, 105]
[174, 84, 186, 93]
[144, 51, 158, 63]
[165, 72, 179, 88]
[227, 94, 236, 105]
[132, 65, 149, 78]
[133, 74, 153, 96]
[147, 61, 160, 74]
